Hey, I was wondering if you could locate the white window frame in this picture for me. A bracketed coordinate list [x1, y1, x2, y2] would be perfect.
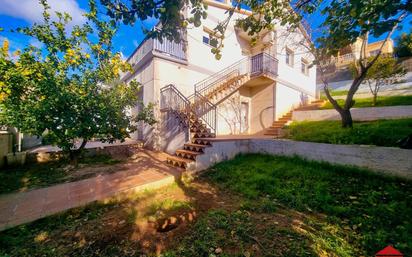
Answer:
[301, 58, 309, 75]
[286, 48, 294, 67]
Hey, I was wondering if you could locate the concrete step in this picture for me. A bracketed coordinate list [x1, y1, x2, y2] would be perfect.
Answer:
[192, 138, 213, 146]
[270, 125, 284, 129]
[184, 143, 209, 152]
[192, 132, 216, 138]
[166, 156, 194, 169]
[176, 149, 202, 160]
[272, 121, 287, 126]
[278, 117, 291, 122]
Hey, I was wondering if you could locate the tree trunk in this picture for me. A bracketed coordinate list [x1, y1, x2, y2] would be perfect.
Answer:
[339, 109, 353, 128]
[372, 93, 377, 106]
[69, 139, 88, 166]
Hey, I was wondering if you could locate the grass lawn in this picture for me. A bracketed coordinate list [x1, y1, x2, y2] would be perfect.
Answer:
[284, 118, 412, 147]
[204, 155, 412, 256]
[320, 95, 412, 109]
[320, 89, 349, 97]
[0, 155, 122, 194]
[1, 154, 411, 256]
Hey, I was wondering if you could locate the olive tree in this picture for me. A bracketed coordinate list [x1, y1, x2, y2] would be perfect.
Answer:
[0, 0, 155, 162]
[350, 56, 406, 105]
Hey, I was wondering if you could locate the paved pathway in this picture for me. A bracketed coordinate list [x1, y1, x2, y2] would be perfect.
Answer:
[0, 150, 181, 231]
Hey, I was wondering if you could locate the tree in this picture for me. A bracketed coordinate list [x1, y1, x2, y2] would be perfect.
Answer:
[350, 56, 406, 106]
[0, 0, 155, 163]
[102, 0, 411, 128]
[395, 30, 412, 57]
[288, 0, 410, 128]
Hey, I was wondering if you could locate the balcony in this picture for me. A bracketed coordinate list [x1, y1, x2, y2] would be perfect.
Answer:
[127, 37, 187, 68]
[244, 52, 278, 87]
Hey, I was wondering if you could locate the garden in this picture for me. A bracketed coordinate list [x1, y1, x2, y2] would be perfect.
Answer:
[1, 154, 411, 257]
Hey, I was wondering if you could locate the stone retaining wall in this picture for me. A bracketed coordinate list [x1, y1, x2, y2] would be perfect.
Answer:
[292, 105, 412, 122]
[194, 139, 412, 179]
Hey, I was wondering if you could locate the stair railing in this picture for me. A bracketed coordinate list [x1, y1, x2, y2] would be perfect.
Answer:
[160, 84, 217, 137]
[160, 84, 191, 129]
[194, 53, 278, 100]
[195, 57, 250, 98]
[192, 92, 217, 135]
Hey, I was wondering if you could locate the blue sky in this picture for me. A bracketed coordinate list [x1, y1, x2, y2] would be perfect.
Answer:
[0, 0, 155, 59]
[0, 0, 411, 59]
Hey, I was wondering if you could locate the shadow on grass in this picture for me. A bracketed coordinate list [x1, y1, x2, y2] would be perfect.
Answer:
[203, 154, 412, 256]
[1, 153, 411, 256]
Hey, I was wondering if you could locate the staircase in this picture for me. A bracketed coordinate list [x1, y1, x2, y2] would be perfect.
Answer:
[161, 53, 279, 169]
[160, 85, 216, 169]
[264, 99, 326, 137]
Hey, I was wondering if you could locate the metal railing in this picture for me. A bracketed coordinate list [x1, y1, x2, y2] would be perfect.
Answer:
[160, 85, 217, 136]
[250, 53, 278, 77]
[194, 53, 278, 99]
[160, 84, 190, 112]
[153, 38, 186, 61]
[195, 58, 250, 98]
[193, 92, 217, 135]
[160, 84, 191, 128]
[127, 37, 187, 67]
[160, 53, 279, 139]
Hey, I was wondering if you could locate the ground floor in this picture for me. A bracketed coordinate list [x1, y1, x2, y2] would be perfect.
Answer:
[135, 78, 314, 154]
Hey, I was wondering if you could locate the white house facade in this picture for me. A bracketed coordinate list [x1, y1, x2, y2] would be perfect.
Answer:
[122, 0, 317, 168]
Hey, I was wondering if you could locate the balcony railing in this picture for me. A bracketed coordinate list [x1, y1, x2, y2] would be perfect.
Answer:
[250, 53, 278, 77]
[127, 37, 187, 67]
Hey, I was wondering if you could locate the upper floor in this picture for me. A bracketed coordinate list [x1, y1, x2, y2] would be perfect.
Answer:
[123, 0, 317, 97]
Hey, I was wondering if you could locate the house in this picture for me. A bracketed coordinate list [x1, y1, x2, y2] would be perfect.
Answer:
[122, 0, 318, 168]
[317, 38, 395, 87]
[321, 38, 394, 69]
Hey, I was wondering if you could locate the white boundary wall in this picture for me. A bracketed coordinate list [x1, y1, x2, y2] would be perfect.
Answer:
[292, 106, 412, 122]
[194, 139, 412, 179]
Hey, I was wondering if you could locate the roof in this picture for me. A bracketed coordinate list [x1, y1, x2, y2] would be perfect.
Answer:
[375, 246, 403, 256]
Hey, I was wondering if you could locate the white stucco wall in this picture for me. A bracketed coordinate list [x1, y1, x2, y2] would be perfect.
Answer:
[275, 26, 317, 98]
[275, 83, 302, 118]
[185, 6, 248, 75]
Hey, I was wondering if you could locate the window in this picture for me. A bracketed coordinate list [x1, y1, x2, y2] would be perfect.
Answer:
[202, 36, 209, 45]
[286, 49, 294, 66]
[301, 58, 309, 75]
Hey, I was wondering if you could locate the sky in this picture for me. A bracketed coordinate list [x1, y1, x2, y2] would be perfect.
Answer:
[0, 0, 156, 59]
[0, 0, 411, 59]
